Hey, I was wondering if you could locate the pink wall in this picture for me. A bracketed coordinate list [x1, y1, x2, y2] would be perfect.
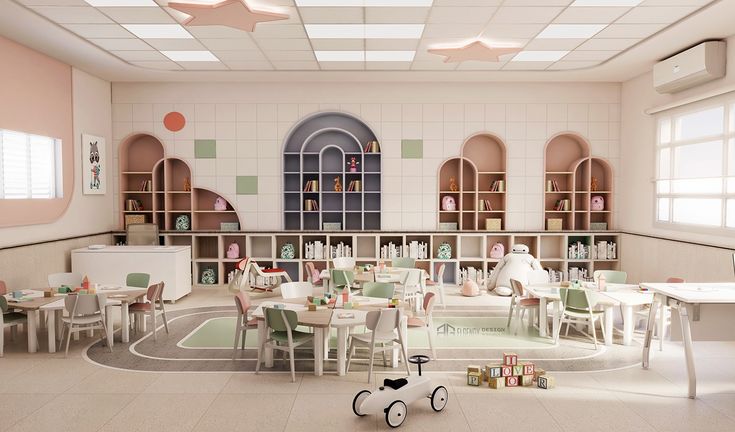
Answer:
[0, 35, 73, 227]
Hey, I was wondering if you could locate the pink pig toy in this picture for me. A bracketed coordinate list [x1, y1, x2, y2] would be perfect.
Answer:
[591, 195, 605, 211]
[489, 242, 505, 259]
[214, 196, 227, 211]
[226, 242, 240, 259]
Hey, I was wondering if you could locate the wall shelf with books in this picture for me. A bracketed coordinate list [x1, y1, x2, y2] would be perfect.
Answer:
[282, 112, 381, 231]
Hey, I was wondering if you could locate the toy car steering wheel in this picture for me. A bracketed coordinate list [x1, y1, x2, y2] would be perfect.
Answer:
[408, 355, 430, 376]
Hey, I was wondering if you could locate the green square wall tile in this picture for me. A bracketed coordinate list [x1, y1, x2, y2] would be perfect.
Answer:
[401, 139, 423, 159]
[195, 140, 216, 158]
[236, 176, 258, 195]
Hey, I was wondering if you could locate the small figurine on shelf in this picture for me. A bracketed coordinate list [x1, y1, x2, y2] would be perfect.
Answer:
[214, 196, 227, 211]
[226, 242, 240, 259]
[591, 195, 605, 211]
[449, 177, 458, 192]
[347, 157, 360, 173]
[591, 176, 599, 192]
[184, 177, 191, 192]
[334, 177, 343, 192]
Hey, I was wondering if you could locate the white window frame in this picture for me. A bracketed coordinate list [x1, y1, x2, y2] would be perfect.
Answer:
[0, 128, 63, 200]
[654, 98, 735, 234]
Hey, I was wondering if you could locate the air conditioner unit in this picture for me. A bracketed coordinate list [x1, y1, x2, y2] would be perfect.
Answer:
[653, 41, 726, 94]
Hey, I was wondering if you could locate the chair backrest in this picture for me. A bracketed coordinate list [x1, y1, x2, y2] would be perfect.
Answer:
[527, 269, 550, 285]
[509, 279, 525, 297]
[593, 270, 627, 284]
[264, 308, 298, 332]
[280, 281, 314, 299]
[126, 273, 151, 288]
[361, 282, 395, 299]
[666, 277, 685, 283]
[236, 257, 251, 272]
[392, 257, 416, 269]
[304, 262, 320, 283]
[559, 287, 592, 312]
[330, 269, 355, 288]
[435, 263, 446, 282]
[126, 223, 159, 246]
[48, 272, 83, 288]
[423, 292, 436, 316]
[145, 282, 164, 302]
[0, 280, 6, 296]
[0, 296, 8, 313]
[400, 268, 422, 287]
[332, 257, 356, 270]
[366, 308, 401, 334]
[234, 291, 251, 315]
[64, 293, 105, 317]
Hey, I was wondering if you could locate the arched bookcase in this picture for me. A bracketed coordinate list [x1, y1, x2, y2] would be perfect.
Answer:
[282, 112, 381, 231]
[544, 132, 613, 231]
[437, 133, 507, 231]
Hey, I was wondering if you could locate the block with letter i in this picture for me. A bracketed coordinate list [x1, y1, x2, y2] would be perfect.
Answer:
[520, 375, 534, 387]
[503, 352, 518, 366]
[486, 365, 502, 380]
[506, 376, 519, 387]
[522, 363, 535, 376]
[537, 376, 555, 389]
[488, 377, 505, 389]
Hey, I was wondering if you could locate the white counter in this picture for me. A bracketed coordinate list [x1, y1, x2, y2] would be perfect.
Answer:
[71, 245, 192, 302]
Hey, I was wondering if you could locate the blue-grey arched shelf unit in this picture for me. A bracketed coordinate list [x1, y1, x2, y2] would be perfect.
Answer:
[282, 112, 381, 231]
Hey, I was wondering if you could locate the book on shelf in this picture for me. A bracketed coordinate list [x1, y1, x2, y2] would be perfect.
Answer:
[489, 180, 505, 192]
[478, 199, 493, 211]
[304, 199, 319, 211]
[347, 180, 362, 192]
[125, 199, 144, 211]
[363, 141, 381, 153]
[139, 180, 152, 191]
[591, 241, 617, 260]
[553, 199, 571, 211]
[546, 180, 561, 192]
[303, 180, 319, 192]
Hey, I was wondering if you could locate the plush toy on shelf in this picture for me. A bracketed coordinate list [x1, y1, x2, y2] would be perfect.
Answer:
[591, 195, 605, 211]
[334, 177, 343, 192]
[214, 196, 227, 211]
[449, 177, 458, 192]
[486, 244, 543, 297]
[347, 157, 359, 173]
[183, 177, 191, 192]
[489, 242, 505, 259]
[591, 176, 599, 192]
[441, 195, 456, 211]
[226, 242, 240, 259]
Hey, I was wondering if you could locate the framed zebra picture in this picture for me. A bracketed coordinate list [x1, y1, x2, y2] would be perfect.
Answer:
[82, 134, 106, 195]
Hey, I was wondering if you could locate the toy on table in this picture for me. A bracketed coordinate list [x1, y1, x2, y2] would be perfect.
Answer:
[353, 355, 448, 428]
[82, 276, 90, 291]
[347, 157, 360, 173]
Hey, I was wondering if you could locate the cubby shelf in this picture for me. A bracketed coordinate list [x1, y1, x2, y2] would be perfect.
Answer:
[282, 112, 382, 231]
[544, 133, 614, 231]
[438, 133, 507, 231]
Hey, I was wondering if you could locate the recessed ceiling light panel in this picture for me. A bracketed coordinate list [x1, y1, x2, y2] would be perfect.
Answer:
[537, 24, 607, 39]
[512, 51, 569, 62]
[161, 50, 219, 62]
[314, 51, 416, 61]
[296, 0, 432, 6]
[570, 0, 643, 6]
[84, 0, 157, 6]
[123, 24, 193, 39]
[315, 51, 365, 61]
[305, 24, 424, 39]
[365, 51, 415, 61]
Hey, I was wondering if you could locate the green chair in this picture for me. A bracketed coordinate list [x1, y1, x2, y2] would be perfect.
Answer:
[329, 269, 355, 294]
[361, 282, 395, 299]
[256, 308, 314, 382]
[126, 273, 151, 288]
[0, 296, 27, 357]
[558, 287, 605, 350]
[593, 270, 627, 284]
[392, 257, 416, 269]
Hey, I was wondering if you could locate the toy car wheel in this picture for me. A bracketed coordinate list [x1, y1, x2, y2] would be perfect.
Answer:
[352, 390, 371, 416]
[430, 386, 449, 412]
[385, 400, 407, 428]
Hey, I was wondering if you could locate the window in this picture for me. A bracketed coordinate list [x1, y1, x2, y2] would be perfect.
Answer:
[0, 129, 62, 199]
[656, 102, 735, 230]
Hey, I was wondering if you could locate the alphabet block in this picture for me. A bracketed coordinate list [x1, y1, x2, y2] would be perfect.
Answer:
[467, 365, 482, 375]
[503, 352, 518, 366]
[506, 376, 519, 387]
[467, 373, 481, 386]
[520, 375, 534, 387]
[501, 366, 513, 377]
[522, 363, 535, 376]
[512, 365, 524, 376]
[533, 368, 546, 381]
[486, 365, 502, 380]
[537, 376, 555, 389]
[488, 377, 505, 389]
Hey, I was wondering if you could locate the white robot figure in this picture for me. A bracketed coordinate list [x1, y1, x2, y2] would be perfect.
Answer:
[486, 244, 543, 296]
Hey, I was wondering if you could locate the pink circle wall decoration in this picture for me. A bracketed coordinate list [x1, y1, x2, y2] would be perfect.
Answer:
[163, 112, 186, 132]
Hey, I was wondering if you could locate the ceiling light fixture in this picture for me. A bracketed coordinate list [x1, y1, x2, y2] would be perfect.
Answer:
[296, 0, 432, 6]
[83, 0, 157, 6]
[570, 0, 643, 6]
[160, 50, 220, 61]
[314, 51, 415, 61]
[536, 24, 607, 39]
[305, 24, 424, 39]
[366, 51, 415, 61]
[511, 51, 569, 62]
[428, 41, 521, 63]
[315, 50, 364, 61]
[122, 24, 194, 39]
[168, 0, 289, 33]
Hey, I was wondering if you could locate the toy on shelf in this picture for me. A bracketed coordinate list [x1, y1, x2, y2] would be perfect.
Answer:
[591, 195, 605, 211]
[226, 242, 240, 259]
[183, 177, 191, 192]
[175, 214, 190, 231]
[449, 177, 458, 192]
[280, 243, 295, 259]
[489, 242, 505, 259]
[591, 176, 599, 192]
[214, 196, 227, 211]
[334, 177, 343, 192]
[436, 242, 452, 260]
[441, 195, 456, 211]
[353, 355, 448, 428]
[347, 157, 360, 173]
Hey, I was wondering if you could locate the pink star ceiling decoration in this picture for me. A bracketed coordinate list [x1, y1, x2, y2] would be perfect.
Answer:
[168, 0, 289, 33]
[428, 41, 522, 63]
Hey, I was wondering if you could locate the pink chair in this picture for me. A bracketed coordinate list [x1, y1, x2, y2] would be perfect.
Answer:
[0, 280, 6, 296]
[129, 282, 169, 341]
[407, 292, 437, 359]
[233, 292, 257, 359]
[304, 262, 322, 287]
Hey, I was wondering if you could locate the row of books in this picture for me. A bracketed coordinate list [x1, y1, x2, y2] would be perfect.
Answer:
[552, 199, 571, 211]
[138, 180, 152, 192]
[489, 180, 505, 192]
[125, 199, 144, 211]
[545, 267, 591, 282]
[304, 241, 329, 260]
[459, 267, 486, 284]
[379, 241, 429, 260]
[478, 199, 493, 211]
[329, 242, 352, 259]
[304, 199, 319, 211]
[546, 180, 561, 192]
[303, 180, 319, 192]
[567, 241, 618, 260]
[363, 141, 381, 153]
[347, 180, 362, 192]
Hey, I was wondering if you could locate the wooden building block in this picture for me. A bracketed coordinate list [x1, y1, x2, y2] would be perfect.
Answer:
[503, 352, 518, 366]
[537, 376, 555, 389]
[522, 363, 535, 376]
[520, 375, 534, 387]
[512, 365, 524, 376]
[467, 365, 482, 375]
[501, 366, 513, 377]
[506, 376, 519, 387]
[467, 373, 481, 386]
[533, 368, 546, 381]
[486, 365, 502, 380]
[488, 377, 505, 389]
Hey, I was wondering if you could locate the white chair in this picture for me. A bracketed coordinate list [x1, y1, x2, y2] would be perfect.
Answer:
[507, 279, 540, 335]
[48, 272, 83, 288]
[59, 293, 112, 357]
[399, 269, 424, 312]
[407, 292, 438, 360]
[346, 308, 410, 383]
[0, 296, 27, 357]
[128, 282, 169, 341]
[332, 257, 356, 270]
[280, 281, 314, 299]
[256, 307, 314, 382]
[237, 258, 292, 292]
[556, 287, 606, 350]
[425, 264, 446, 308]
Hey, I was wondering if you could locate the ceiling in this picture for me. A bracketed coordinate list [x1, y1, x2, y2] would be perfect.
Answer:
[0, 0, 733, 81]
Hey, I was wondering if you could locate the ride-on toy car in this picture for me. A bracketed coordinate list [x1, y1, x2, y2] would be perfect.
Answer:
[352, 355, 449, 428]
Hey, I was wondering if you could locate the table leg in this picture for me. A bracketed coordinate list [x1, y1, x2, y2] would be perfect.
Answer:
[623, 305, 634, 346]
[337, 326, 348, 376]
[539, 297, 548, 337]
[47, 310, 56, 353]
[551, 301, 560, 343]
[658, 302, 666, 351]
[679, 304, 697, 399]
[55, 312, 62, 341]
[313, 328, 324, 377]
[121, 302, 130, 343]
[642, 294, 662, 369]
[26, 310, 38, 353]
[603, 305, 614, 346]
[400, 316, 408, 364]
[105, 305, 114, 348]
[258, 320, 273, 368]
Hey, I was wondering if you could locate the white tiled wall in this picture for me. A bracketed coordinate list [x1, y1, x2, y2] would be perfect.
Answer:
[111, 82, 621, 231]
